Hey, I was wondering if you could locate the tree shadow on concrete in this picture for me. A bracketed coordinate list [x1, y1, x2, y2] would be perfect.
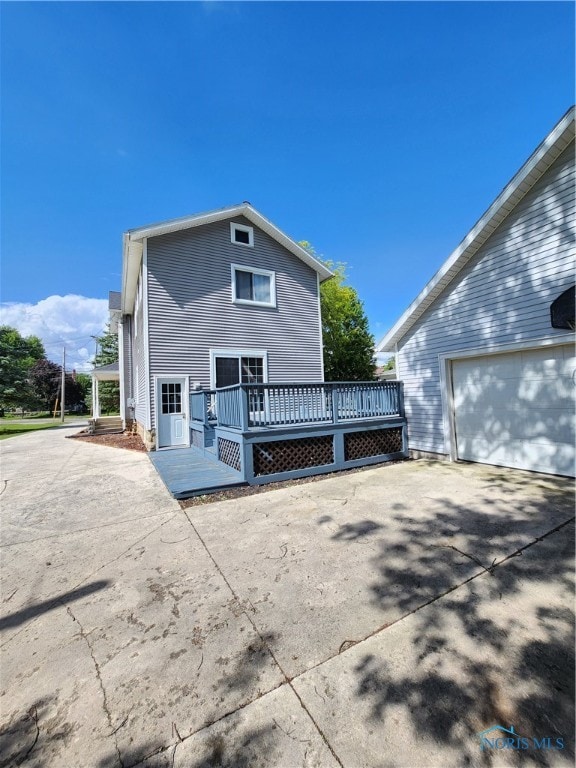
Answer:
[93, 632, 283, 768]
[0, 696, 69, 768]
[331, 520, 383, 541]
[96, 719, 304, 768]
[351, 478, 575, 766]
[215, 631, 278, 696]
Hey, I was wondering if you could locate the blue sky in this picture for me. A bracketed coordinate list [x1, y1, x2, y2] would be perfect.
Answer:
[1, 1, 574, 369]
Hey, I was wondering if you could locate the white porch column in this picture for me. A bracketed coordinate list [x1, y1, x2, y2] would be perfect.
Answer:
[92, 375, 100, 418]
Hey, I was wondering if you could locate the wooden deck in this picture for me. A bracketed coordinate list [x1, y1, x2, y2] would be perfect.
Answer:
[149, 447, 246, 499]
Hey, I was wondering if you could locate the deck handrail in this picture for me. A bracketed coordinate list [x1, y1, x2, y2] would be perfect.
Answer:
[211, 381, 403, 430]
[190, 389, 216, 426]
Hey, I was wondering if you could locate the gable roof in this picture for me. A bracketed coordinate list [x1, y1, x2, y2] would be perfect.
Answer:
[121, 203, 333, 313]
[376, 107, 576, 353]
[92, 361, 120, 381]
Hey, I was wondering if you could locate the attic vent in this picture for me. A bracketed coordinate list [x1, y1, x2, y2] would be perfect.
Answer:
[550, 286, 575, 330]
[231, 222, 253, 247]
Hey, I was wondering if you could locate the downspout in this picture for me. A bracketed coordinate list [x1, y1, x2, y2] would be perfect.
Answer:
[118, 317, 126, 427]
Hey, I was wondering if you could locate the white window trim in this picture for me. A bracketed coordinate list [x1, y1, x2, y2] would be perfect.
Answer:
[231, 263, 276, 308]
[230, 222, 254, 247]
[209, 348, 269, 390]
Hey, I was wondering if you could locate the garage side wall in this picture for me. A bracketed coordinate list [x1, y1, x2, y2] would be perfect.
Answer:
[397, 142, 575, 456]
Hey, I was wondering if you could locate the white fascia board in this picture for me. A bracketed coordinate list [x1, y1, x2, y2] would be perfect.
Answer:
[122, 204, 333, 308]
[376, 107, 576, 354]
[122, 236, 144, 315]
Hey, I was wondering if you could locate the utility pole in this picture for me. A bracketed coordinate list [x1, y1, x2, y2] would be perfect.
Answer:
[60, 347, 66, 423]
[91, 335, 99, 365]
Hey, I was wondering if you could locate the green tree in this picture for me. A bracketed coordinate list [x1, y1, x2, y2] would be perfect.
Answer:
[29, 359, 85, 411]
[0, 326, 45, 409]
[93, 325, 120, 414]
[382, 357, 395, 371]
[299, 244, 376, 381]
[75, 372, 92, 408]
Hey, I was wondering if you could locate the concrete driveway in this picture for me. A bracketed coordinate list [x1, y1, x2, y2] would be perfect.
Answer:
[1, 428, 573, 768]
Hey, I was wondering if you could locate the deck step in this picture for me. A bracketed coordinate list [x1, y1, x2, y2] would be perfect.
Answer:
[88, 416, 123, 435]
[93, 427, 124, 435]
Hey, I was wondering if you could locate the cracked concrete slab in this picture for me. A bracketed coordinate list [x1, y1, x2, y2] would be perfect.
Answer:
[64, 513, 285, 766]
[130, 683, 340, 768]
[0, 601, 113, 767]
[186, 460, 574, 677]
[292, 520, 575, 767]
[1, 427, 574, 768]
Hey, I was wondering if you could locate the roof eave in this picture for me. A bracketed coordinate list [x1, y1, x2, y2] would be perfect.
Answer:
[121, 204, 333, 314]
[376, 106, 576, 353]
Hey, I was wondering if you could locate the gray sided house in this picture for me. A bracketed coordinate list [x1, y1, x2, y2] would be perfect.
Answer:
[117, 204, 332, 449]
[377, 107, 575, 477]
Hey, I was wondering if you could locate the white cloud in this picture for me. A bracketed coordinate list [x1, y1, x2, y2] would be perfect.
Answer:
[0, 295, 110, 373]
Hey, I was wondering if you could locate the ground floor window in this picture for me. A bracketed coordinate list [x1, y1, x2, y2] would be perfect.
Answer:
[214, 355, 265, 388]
[210, 349, 268, 389]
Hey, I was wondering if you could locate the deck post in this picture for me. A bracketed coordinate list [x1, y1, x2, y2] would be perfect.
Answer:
[239, 385, 249, 431]
[242, 438, 253, 483]
[204, 391, 210, 427]
[397, 381, 405, 419]
[333, 431, 345, 467]
[330, 384, 339, 424]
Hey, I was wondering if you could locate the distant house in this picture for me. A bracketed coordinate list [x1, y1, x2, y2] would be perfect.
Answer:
[377, 107, 575, 477]
[375, 365, 396, 381]
[114, 203, 332, 449]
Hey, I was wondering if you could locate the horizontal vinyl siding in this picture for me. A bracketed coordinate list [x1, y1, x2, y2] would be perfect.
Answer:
[146, 216, 323, 428]
[398, 143, 575, 454]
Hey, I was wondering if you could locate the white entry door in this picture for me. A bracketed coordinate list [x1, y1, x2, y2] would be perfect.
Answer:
[157, 378, 188, 448]
[452, 345, 575, 476]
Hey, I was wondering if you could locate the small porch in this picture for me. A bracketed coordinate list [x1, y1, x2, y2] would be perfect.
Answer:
[91, 362, 120, 419]
[152, 381, 408, 498]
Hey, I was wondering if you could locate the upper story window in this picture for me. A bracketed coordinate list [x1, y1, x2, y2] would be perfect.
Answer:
[230, 222, 254, 247]
[231, 264, 276, 307]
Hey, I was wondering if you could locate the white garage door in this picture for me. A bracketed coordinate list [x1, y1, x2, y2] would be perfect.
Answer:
[452, 344, 575, 477]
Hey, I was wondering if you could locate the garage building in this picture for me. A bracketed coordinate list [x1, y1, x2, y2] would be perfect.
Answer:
[376, 107, 575, 477]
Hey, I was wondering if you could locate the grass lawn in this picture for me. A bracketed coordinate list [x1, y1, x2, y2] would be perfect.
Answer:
[0, 421, 74, 440]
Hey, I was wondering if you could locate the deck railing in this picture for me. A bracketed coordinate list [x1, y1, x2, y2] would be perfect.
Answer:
[190, 390, 216, 426]
[210, 381, 403, 430]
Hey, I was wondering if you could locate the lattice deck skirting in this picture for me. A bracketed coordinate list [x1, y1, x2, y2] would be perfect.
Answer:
[218, 437, 241, 472]
[253, 435, 334, 476]
[344, 427, 403, 461]
[191, 429, 203, 449]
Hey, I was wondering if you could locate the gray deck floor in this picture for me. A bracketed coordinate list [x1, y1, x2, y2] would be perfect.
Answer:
[148, 447, 245, 499]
